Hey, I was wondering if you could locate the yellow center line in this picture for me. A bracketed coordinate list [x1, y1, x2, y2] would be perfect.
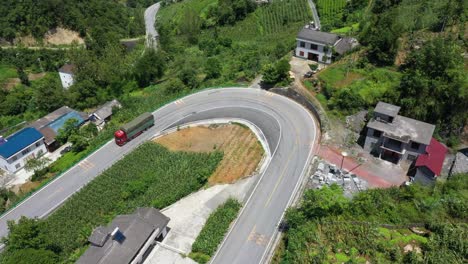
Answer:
[264, 137, 298, 208]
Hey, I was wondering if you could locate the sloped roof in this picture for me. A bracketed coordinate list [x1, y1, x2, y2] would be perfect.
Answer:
[415, 138, 447, 176]
[77, 208, 169, 264]
[58, 63, 75, 74]
[0, 128, 43, 159]
[30, 106, 88, 145]
[92, 99, 121, 121]
[297, 28, 340, 45]
[334, 37, 359, 55]
[451, 151, 468, 175]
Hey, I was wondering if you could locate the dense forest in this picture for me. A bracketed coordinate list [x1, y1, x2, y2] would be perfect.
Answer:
[277, 173, 467, 263]
[0, 0, 145, 42]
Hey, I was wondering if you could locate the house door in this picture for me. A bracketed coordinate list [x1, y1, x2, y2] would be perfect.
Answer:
[307, 53, 318, 61]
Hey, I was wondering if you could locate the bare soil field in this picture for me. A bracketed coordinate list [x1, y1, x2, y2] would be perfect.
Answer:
[154, 124, 264, 185]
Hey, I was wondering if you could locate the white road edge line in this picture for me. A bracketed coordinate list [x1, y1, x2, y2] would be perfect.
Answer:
[259, 95, 320, 264]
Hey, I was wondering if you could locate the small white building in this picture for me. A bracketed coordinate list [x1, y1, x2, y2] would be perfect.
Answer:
[0, 128, 47, 173]
[58, 63, 75, 89]
[295, 24, 358, 64]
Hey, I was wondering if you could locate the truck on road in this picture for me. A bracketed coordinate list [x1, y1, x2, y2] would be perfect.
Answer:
[114, 112, 154, 146]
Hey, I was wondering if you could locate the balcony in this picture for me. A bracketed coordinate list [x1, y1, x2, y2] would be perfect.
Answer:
[381, 138, 405, 154]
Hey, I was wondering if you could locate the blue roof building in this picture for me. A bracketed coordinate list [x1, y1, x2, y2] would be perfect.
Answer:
[0, 128, 47, 173]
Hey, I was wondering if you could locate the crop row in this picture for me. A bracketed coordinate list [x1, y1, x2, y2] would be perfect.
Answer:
[41, 143, 222, 260]
[257, 0, 311, 35]
[316, 0, 347, 18]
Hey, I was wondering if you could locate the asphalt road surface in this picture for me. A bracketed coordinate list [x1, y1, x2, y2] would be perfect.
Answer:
[307, 0, 321, 29]
[144, 2, 160, 48]
[0, 88, 318, 263]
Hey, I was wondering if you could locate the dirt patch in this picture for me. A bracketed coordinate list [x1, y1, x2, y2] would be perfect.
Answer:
[28, 72, 46, 81]
[335, 71, 363, 88]
[2, 78, 21, 91]
[45, 27, 84, 45]
[12, 181, 41, 195]
[154, 124, 264, 185]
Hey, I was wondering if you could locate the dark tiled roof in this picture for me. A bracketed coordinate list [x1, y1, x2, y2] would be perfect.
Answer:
[334, 37, 359, 55]
[58, 63, 75, 74]
[374, 102, 400, 117]
[77, 208, 169, 264]
[297, 28, 340, 45]
[0, 128, 43, 159]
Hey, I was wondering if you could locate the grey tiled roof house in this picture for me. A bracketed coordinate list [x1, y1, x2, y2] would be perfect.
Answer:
[363, 102, 435, 164]
[295, 23, 358, 64]
[77, 208, 170, 264]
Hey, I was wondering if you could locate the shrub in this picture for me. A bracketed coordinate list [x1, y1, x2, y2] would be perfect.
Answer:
[191, 198, 241, 258]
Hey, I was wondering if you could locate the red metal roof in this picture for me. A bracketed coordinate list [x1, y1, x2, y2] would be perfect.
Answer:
[415, 138, 447, 176]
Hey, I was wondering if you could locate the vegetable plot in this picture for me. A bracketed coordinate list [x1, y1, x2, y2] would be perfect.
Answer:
[41, 143, 222, 260]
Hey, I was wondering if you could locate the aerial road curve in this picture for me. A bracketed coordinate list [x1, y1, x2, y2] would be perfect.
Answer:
[144, 2, 160, 48]
[0, 88, 318, 263]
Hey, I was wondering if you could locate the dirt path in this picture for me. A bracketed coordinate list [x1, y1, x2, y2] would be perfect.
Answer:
[154, 124, 264, 185]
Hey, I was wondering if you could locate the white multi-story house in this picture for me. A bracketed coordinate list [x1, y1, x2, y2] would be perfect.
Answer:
[0, 128, 47, 173]
[58, 63, 75, 89]
[295, 24, 358, 64]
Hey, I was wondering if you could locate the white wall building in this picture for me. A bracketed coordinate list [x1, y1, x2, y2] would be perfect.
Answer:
[0, 128, 47, 173]
[295, 24, 358, 64]
[58, 63, 75, 89]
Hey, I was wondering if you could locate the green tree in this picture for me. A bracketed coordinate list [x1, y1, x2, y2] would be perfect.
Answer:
[261, 59, 290, 86]
[33, 74, 65, 113]
[1, 248, 58, 264]
[55, 118, 80, 144]
[179, 8, 202, 44]
[24, 157, 51, 173]
[3, 217, 56, 252]
[299, 184, 348, 219]
[395, 38, 467, 136]
[205, 58, 221, 79]
[163, 78, 187, 94]
[134, 49, 166, 87]
[69, 134, 89, 153]
[178, 66, 199, 88]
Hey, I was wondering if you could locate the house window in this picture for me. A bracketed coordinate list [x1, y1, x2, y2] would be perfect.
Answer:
[373, 130, 382, 137]
[36, 141, 42, 147]
[11, 156, 17, 162]
[21, 148, 30, 155]
[407, 154, 417, 161]
[299, 51, 304, 57]
[299, 41, 305, 48]
[310, 44, 318, 50]
[15, 163, 20, 169]
[411, 142, 420, 149]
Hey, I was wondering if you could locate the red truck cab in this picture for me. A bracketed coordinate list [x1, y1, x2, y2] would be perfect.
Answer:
[114, 130, 127, 146]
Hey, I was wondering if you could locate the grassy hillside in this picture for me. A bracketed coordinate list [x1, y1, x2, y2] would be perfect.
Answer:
[157, 0, 312, 84]
[276, 174, 468, 263]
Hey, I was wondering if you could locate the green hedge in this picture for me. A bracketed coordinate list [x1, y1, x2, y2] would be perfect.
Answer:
[190, 198, 241, 263]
